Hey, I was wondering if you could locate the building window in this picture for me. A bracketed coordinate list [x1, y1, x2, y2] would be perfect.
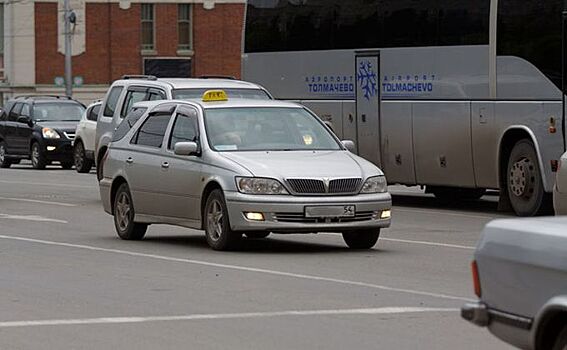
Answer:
[141, 4, 155, 51]
[178, 4, 192, 51]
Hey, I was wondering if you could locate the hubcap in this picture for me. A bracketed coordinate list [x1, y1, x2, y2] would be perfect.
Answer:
[115, 192, 131, 231]
[510, 158, 535, 198]
[74, 144, 83, 168]
[31, 145, 39, 167]
[207, 199, 224, 242]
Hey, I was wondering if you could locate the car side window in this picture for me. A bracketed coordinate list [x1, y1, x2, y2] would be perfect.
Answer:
[20, 104, 31, 117]
[8, 103, 23, 121]
[87, 104, 101, 121]
[113, 107, 148, 142]
[131, 113, 172, 148]
[120, 88, 148, 118]
[148, 89, 166, 101]
[168, 110, 198, 150]
[103, 86, 124, 117]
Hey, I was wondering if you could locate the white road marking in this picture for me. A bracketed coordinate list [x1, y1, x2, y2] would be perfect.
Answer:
[0, 180, 91, 189]
[394, 207, 500, 220]
[0, 234, 473, 302]
[0, 307, 458, 328]
[318, 233, 475, 250]
[0, 214, 67, 224]
[381, 238, 475, 250]
[0, 196, 76, 207]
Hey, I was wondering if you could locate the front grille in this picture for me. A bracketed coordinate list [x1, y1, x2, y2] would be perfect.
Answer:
[274, 211, 377, 223]
[286, 178, 362, 195]
[64, 132, 75, 140]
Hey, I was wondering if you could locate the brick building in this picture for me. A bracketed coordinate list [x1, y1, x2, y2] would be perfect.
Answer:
[0, 0, 246, 104]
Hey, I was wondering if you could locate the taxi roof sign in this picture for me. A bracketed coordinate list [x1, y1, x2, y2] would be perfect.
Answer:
[202, 90, 228, 102]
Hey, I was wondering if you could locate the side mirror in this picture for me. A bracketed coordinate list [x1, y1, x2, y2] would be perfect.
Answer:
[174, 141, 199, 156]
[341, 140, 356, 152]
[17, 116, 32, 126]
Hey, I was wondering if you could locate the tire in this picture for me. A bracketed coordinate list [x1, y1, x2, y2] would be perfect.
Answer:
[113, 183, 148, 240]
[552, 326, 567, 350]
[96, 149, 106, 181]
[342, 229, 380, 249]
[204, 189, 241, 250]
[507, 139, 546, 216]
[0, 141, 12, 168]
[245, 232, 270, 239]
[429, 186, 486, 202]
[30, 142, 47, 170]
[74, 141, 93, 173]
[61, 161, 74, 170]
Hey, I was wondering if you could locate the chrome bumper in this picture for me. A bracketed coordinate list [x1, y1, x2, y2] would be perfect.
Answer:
[224, 191, 392, 232]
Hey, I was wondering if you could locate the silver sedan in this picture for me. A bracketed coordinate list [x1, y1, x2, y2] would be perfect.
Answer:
[554, 151, 567, 215]
[98, 94, 391, 250]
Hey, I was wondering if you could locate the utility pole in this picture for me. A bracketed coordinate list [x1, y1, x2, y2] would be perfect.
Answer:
[64, 0, 73, 97]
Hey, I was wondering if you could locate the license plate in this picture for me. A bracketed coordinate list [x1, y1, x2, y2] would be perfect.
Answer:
[305, 205, 355, 218]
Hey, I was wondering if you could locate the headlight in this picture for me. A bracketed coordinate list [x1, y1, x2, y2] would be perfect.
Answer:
[360, 176, 387, 193]
[42, 128, 60, 139]
[236, 177, 289, 195]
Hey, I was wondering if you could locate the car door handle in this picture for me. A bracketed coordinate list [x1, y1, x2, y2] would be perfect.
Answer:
[126, 157, 134, 164]
[161, 162, 170, 169]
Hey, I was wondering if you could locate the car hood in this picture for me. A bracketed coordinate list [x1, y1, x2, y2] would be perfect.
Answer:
[35, 121, 79, 132]
[220, 150, 382, 179]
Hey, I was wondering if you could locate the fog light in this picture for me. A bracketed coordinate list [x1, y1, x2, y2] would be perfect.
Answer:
[245, 212, 265, 221]
[380, 209, 391, 219]
[47, 146, 56, 151]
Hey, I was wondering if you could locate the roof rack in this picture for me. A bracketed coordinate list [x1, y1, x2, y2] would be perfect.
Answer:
[121, 75, 158, 81]
[198, 75, 236, 80]
[15, 95, 73, 100]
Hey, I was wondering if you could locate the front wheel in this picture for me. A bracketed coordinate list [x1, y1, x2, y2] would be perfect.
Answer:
[31, 142, 47, 170]
[0, 141, 12, 168]
[74, 141, 93, 173]
[507, 139, 546, 216]
[552, 326, 567, 350]
[204, 189, 241, 250]
[113, 183, 147, 240]
[342, 229, 380, 249]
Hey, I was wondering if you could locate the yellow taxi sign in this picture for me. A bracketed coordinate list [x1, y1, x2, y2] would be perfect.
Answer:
[202, 90, 228, 102]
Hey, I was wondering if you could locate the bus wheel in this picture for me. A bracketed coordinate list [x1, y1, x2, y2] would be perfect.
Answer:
[506, 139, 545, 216]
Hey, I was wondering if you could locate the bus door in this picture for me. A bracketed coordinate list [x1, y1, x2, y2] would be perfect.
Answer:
[355, 51, 382, 167]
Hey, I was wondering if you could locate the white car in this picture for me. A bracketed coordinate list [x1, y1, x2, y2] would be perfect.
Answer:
[462, 217, 567, 349]
[554, 151, 567, 215]
[73, 101, 102, 173]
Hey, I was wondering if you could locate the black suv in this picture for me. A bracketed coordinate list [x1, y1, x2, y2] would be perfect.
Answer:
[0, 95, 85, 169]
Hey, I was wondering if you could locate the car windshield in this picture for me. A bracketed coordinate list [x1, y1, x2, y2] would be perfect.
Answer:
[33, 103, 85, 122]
[204, 107, 341, 152]
[173, 88, 270, 100]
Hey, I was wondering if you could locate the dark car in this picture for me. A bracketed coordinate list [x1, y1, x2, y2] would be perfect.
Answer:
[0, 95, 85, 169]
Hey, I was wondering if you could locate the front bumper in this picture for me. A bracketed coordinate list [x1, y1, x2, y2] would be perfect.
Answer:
[224, 191, 391, 232]
[42, 139, 73, 161]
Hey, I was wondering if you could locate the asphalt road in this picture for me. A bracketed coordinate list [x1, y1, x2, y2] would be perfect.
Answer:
[0, 162, 514, 349]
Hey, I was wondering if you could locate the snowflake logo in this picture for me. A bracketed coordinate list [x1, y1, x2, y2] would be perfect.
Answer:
[357, 60, 378, 100]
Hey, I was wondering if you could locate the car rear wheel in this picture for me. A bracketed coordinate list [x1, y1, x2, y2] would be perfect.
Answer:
[244, 232, 270, 239]
[113, 183, 147, 240]
[552, 326, 567, 350]
[204, 189, 241, 250]
[507, 139, 546, 216]
[0, 141, 12, 168]
[342, 229, 380, 249]
[31, 142, 47, 170]
[74, 141, 93, 173]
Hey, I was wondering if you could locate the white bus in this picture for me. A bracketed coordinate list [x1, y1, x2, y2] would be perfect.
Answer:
[242, 0, 566, 216]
